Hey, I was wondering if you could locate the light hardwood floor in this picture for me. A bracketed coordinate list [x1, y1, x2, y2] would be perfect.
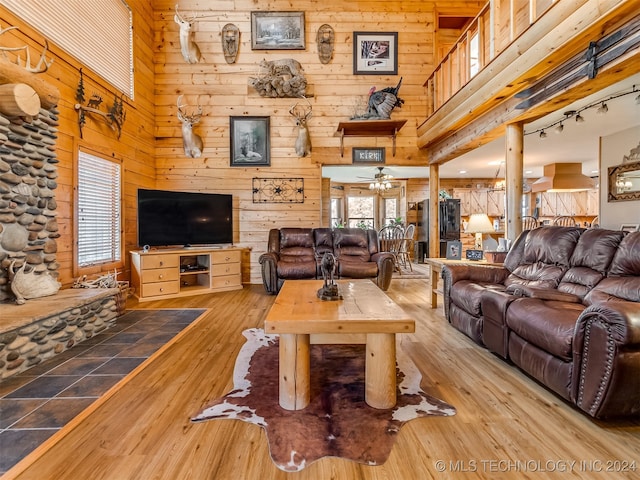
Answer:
[4, 279, 639, 479]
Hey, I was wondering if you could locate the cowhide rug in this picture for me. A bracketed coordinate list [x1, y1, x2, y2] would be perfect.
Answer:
[192, 328, 455, 472]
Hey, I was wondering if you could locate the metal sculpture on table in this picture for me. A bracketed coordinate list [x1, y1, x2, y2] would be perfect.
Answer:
[317, 252, 342, 301]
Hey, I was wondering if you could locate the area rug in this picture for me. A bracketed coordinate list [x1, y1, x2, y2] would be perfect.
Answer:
[192, 328, 455, 472]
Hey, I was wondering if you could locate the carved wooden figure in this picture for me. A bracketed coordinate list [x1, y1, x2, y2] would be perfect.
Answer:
[316, 24, 334, 64]
[222, 23, 239, 64]
[177, 95, 203, 158]
[174, 4, 201, 64]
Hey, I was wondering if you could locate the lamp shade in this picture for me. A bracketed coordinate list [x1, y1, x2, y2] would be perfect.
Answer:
[467, 213, 495, 234]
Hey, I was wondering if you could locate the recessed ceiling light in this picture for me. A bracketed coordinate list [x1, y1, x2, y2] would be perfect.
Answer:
[459, 170, 467, 174]
[525, 170, 533, 174]
[487, 160, 503, 166]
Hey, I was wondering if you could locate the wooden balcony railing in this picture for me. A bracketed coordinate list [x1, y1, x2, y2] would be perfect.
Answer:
[424, 0, 558, 117]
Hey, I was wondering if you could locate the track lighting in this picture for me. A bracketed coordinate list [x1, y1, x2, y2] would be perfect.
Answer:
[525, 84, 638, 137]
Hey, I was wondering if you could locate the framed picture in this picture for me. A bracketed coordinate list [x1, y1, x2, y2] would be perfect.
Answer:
[352, 147, 385, 164]
[230, 116, 270, 167]
[446, 240, 462, 260]
[353, 31, 398, 75]
[620, 224, 639, 232]
[251, 12, 305, 50]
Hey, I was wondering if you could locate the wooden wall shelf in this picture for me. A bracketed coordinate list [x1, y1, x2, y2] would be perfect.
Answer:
[334, 119, 407, 157]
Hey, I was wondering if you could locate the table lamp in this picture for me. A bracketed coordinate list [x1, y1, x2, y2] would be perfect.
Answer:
[467, 213, 495, 250]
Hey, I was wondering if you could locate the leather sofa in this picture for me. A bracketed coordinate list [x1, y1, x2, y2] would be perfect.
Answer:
[259, 227, 395, 294]
[442, 226, 640, 419]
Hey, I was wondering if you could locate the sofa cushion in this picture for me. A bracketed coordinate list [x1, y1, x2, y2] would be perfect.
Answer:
[607, 231, 640, 277]
[313, 228, 334, 257]
[506, 298, 584, 361]
[333, 228, 371, 262]
[503, 227, 582, 290]
[450, 280, 505, 317]
[556, 229, 624, 298]
[338, 259, 378, 278]
[277, 260, 317, 279]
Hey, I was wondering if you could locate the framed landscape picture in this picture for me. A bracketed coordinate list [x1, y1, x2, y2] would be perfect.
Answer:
[353, 31, 398, 75]
[251, 12, 305, 50]
[230, 116, 270, 167]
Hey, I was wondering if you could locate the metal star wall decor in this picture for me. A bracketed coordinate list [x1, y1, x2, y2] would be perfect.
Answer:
[252, 178, 304, 203]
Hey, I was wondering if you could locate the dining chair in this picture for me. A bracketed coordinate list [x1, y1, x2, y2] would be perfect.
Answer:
[378, 225, 404, 273]
[552, 216, 575, 227]
[397, 224, 415, 272]
[522, 216, 538, 231]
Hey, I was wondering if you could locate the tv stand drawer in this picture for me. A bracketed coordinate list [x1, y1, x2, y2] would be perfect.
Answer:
[141, 281, 180, 297]
[141, 255, 179, 270]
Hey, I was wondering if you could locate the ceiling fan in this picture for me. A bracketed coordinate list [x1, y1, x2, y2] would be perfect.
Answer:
[357, 167, 398, 191]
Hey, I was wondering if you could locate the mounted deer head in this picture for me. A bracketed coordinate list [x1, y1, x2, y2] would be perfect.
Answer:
[177, 95, 203, 158]
[174, 4, 201, 64]
[289, 96, 312, 157]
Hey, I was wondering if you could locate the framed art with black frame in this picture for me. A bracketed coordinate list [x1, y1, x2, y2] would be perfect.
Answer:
[251, 11, 305, 50]
[230, 116, 270, 167]
[353, 31, 398, 75]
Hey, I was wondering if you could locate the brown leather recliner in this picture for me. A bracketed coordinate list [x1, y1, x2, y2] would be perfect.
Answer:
[259, 227, 395, 294]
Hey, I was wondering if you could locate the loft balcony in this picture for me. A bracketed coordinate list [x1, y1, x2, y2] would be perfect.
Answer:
[418, 0, 640, 164]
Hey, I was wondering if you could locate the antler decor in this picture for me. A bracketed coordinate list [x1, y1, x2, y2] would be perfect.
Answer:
[74, 69, 126, 139]
[0, 23, 59, 108]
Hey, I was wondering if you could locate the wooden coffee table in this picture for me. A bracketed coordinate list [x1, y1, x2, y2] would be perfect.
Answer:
[264, 279, 415, 411]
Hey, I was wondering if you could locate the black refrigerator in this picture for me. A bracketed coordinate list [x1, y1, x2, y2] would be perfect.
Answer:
[416, 199, 461, 259]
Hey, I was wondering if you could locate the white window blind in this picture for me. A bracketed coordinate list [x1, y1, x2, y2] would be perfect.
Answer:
[1, 0, 134, 98]
[77, 151, 121, 267]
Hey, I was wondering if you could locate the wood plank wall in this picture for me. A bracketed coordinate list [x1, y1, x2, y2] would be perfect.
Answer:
[0, 4, 157, 288]
[1, 1, 486, 289]
[153, 0, 483, 284]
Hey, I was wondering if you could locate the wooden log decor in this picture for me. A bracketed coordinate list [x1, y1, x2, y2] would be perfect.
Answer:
[0, 83, 41, 117]
[0, 57, 60, 109]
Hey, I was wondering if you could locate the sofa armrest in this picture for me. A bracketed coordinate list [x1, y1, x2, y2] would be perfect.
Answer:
[572, 301, 640, 418]
[443, 264, 510, 286]
[371, 252, 395, 291]
[507, 285, 581, 303]
[259, 252, 279, 294]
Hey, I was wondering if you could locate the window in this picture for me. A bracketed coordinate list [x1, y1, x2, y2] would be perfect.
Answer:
[469, 29, 480, 78]
[347, 195, 375, 229]
[77, 151, 122, 267]
[2, 0, 134, 98]
[382, 197, 398, 226]
[331, 198, 343, 227]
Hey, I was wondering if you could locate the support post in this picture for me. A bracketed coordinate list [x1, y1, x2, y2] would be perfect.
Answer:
[505, 122, 524, 243]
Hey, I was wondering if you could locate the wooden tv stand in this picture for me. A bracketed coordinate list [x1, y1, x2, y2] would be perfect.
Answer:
[130, 247, 242, 302]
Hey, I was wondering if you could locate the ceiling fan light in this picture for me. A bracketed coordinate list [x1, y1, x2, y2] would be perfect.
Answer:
[369, 183, 375, 190]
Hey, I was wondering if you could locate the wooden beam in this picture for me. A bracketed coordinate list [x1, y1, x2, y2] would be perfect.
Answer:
[429, 163, 440, 259]
[417, 0, 638, 151]
[0, 57, 60, 109]
[426, 50, 640, 164]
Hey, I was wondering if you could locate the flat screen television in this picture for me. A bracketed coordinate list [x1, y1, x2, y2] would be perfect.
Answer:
[137, 189, 233, 247]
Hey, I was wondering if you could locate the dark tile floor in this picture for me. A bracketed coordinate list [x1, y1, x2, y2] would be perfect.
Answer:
[0, 308, 206, 475]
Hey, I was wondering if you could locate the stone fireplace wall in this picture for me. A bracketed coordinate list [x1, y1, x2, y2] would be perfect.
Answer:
[0, 107, 59, 303]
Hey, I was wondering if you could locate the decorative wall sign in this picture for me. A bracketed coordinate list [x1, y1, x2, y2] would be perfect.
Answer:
[251, 12, 305, 50]
[230, 116, 270, 166]
[353, 31, 398, 75]
[253, 178, 304, 203]
[352, 147, 385, 164]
